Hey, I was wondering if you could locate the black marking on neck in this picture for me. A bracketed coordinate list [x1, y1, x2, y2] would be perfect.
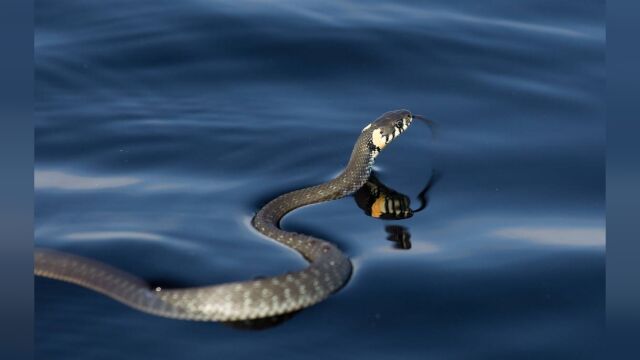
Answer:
[367, 140, 381, 153]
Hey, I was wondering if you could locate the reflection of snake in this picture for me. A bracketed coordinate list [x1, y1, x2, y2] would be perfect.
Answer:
[35, 109, 426, 322]
[355, 173, 414, 219]
[354, 171, 440, 220]
[355, 171, 440, 251]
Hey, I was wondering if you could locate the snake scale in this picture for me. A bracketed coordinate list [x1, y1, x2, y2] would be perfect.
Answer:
[35, 109, 417, 322]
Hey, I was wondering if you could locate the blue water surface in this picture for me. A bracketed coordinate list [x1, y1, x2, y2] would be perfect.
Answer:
[35, 0, 605, 359]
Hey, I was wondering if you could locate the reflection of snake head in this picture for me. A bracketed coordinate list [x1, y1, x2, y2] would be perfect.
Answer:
[354, 174, 414, 220]
[361, 109, 414, 157]
[354, 171, 440, 220]
[371, 194, 413, 219]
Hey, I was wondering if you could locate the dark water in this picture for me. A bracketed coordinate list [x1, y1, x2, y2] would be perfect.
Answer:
[35, 0, 605, 358]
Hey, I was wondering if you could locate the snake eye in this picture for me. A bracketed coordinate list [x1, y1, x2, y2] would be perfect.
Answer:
[395, 120, 403, 128]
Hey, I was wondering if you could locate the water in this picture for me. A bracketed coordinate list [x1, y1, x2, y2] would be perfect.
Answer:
[35, 0, 605, 358]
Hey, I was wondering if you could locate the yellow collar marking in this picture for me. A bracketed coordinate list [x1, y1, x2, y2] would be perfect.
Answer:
[372, 128, 387, 149]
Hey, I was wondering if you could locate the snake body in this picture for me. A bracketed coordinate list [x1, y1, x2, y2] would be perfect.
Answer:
[35, 110, 416, 321]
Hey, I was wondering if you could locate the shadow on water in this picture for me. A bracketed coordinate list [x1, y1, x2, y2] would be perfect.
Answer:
[385, 225, 412, 250]
[222, 311, 300, 331]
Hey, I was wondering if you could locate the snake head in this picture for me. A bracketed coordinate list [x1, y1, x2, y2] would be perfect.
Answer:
[363, 109, 414, 151]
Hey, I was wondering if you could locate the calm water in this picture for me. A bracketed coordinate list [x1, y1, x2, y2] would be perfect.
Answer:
[35, 0, 605, 359]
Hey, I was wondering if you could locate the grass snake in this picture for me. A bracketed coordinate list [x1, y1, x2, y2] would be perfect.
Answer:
[35, 109, 420, 322]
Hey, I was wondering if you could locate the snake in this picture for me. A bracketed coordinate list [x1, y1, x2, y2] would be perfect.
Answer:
[35, 109, 421, 322]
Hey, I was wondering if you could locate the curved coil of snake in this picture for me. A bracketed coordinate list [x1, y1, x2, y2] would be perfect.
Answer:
[35, 109, 422, 322]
